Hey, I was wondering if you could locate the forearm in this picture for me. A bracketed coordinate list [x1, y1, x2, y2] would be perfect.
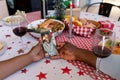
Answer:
[0, 53, 33, 79]
[76, 48, 97, 68]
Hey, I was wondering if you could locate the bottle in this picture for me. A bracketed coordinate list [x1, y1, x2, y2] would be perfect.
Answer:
[40, 0, 48, 19]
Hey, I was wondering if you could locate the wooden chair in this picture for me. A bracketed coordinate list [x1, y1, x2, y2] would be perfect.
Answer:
[86, 2, 120, 21]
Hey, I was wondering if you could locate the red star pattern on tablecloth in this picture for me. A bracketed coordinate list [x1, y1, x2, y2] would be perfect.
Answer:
[21, 69, 27, 74]
[77, 70, 84, 76]
[27, 41, 31, 44]
[7, 47, 12, 50]
[61, 66, 71, 74]
[45, 59, 50, 64]
[36, 72, 47, 80]
[17, 49, 24, 54]
[5, 34, 11, 38]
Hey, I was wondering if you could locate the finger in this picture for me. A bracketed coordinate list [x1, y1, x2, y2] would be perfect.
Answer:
[56, 42, 65, 49]
[50, 55, 61, 59]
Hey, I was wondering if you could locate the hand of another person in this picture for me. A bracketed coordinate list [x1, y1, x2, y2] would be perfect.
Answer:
[28, 41, 45, 62]
[51, 42, 82, 61]
[51, 42, 97, 67]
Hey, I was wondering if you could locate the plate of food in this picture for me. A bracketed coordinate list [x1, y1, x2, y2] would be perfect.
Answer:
[0, 41, 7, 56]
[27, 19, 65, 38]
[2, 15, 25, 26]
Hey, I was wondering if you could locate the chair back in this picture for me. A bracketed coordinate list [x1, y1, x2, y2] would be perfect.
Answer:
[86, 2, 120, 21]
[99, 3, 113, 17]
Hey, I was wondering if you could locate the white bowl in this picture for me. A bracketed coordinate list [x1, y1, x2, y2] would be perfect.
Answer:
[27, 19, 65, 38]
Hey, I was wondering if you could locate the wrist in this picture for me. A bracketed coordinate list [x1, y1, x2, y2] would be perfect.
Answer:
[75, 48, 97, 67]
[75, 48, 86, 61]
[26, 53, 35, 63]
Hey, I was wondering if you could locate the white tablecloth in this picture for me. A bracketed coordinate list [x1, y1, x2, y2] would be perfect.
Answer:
[0, 11, 119, 80]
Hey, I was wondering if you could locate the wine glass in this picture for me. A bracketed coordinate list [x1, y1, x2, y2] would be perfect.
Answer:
[12, 18, 27, 51]
[92, 28, 115, 74]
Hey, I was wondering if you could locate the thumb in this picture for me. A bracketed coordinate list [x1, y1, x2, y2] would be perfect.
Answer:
[56, 42, 65, 50]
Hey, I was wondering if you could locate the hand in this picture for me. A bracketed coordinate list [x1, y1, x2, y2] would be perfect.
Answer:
[51, 42, 81, 61]
[28, 41, 45, 62]
[51, 42, 97, 67]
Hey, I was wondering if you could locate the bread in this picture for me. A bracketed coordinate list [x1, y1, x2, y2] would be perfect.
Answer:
[65, 17, 76, 23]
[80, 18, 88, 25]
[72, 20, 82, 27]
[85, 23, 96, 28]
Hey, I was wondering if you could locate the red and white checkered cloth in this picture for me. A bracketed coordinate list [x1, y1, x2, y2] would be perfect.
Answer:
[64, 21, 95, 38]
[72, 24, 95, 38]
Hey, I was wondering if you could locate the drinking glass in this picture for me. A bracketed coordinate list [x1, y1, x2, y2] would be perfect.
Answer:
[92, 28, 115, 74]
[12, 18, 27, 51]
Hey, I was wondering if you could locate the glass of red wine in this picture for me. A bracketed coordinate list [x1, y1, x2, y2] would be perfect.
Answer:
[13, 18, 27, 51]
[92, 28, 115, 74]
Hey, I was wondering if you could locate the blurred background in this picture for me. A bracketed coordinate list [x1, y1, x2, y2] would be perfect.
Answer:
[0, 0, 120, 20]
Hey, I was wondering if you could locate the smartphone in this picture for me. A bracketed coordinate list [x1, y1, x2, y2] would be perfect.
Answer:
[41, 29, 58, 57]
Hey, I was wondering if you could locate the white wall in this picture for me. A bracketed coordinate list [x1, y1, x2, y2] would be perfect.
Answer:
[0, 0, 9, 20]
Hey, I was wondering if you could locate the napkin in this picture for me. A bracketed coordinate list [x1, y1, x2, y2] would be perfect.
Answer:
[64, 19, 97, 38]
[72, 24, 95, 38]
[99, 20, 114, 30]
[15, 10, 26, 17]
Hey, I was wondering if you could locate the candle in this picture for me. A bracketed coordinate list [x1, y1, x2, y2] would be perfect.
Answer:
[68, 1, 73, 38]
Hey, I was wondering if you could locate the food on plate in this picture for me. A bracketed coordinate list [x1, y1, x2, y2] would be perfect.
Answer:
[3, 15, 24, 25]
[37, 19, 64, 32]
[38, 19, 53, 28]
[0, 42, 4, 50]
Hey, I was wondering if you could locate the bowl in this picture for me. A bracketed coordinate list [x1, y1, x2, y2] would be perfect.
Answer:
[27, 19, 65, 38]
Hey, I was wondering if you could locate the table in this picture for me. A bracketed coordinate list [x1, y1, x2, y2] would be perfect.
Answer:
[0, 11, 119, 80]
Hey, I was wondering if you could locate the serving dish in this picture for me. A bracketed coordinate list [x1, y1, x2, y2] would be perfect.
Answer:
[2, 15, 25, 26]
[27, 19, 65, 38]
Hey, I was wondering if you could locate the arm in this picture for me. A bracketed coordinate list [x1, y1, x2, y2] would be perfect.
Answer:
[55, 42, 120, 79]
[0, 42, 44, 79]
[75, 48, 97, 67]
[52, 42, 97, 67]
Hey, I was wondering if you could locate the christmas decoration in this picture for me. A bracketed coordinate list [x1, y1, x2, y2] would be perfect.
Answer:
[64, 0, 76, 8]
[54, 0, 66, 21]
